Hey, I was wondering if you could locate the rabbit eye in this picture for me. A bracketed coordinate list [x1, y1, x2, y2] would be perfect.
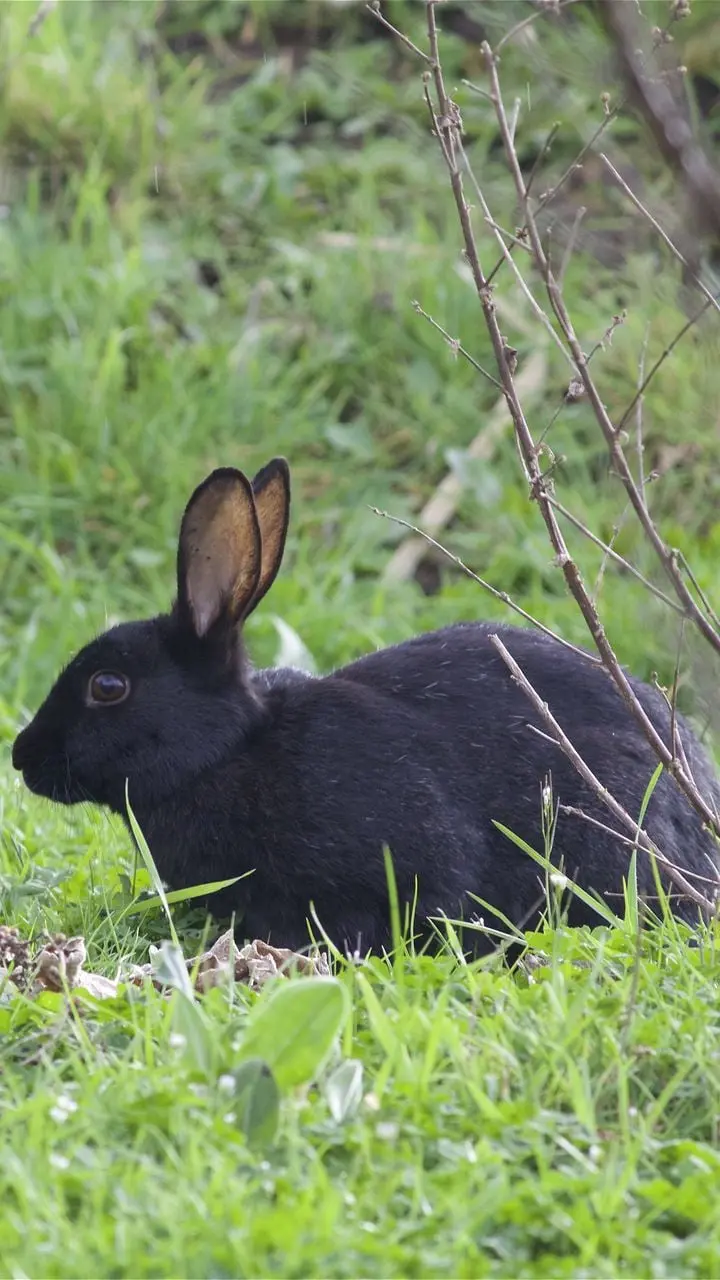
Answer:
[87, 671, 130, 706]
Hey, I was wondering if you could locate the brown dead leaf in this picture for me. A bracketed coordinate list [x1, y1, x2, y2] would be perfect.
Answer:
[1, 924, 329, 1003]
[126, 930, 330, 995]
[0, 927, 120, 1000]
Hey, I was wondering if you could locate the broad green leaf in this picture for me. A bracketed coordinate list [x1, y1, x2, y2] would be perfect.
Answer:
[229, 1058, 280, 1148]
[237, 977, 349, 1090]
[171, 993, 215, 1077]
[324, 1058, 363, 1123]
[151, 940, 194, 1000]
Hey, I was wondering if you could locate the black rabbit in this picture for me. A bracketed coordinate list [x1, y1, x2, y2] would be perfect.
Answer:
[12, 459, 720, 954]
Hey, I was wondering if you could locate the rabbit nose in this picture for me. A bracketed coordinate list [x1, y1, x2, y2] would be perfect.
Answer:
[12, 725, 35, 771]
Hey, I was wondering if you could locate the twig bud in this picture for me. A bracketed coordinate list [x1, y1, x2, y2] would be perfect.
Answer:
[502, 340, 518, 374]
[564, 378, 585, 403]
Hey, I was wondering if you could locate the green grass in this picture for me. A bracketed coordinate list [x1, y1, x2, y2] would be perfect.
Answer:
[2, 1, 720, 1275]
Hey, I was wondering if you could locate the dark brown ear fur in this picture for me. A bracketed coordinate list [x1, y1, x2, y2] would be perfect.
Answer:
[176, 468, 261, 639]
[246, 457, 291, 617]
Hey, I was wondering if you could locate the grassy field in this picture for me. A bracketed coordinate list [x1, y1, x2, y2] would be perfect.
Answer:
[2, 1, 720, 1275]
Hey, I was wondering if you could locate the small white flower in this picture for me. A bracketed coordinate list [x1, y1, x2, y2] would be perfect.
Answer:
[49, 1152, 70, 1170]
[375, 1121, 399, 1141]
[550, 872, 568, 890]
[168, 1032, 187, 1050]
[218, 1074, 235, 1094]
[49, 1095, 77, 1123]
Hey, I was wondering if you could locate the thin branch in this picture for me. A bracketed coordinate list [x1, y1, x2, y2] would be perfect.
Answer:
[669, 622, 688, 783]
[548, 496, 682, 615]
[460, 79, 493, 105]
[535, 108, 620, 216]
[382, 347, 548, 585]
[491, 635, 715, 911]
[481, 39, 720, 663]
[635, 326, 649, 507]
[600, 154, 720, 318]
[411, 301, 502, 391]
[372, 506, 598, 665]
[508, 97, 521, 147]
[592, 502, 627, 604]
[558, 806, 720, 889]
[496, 0, 581, 54]
[482, 217, 533, 258]
[675, 552, 720, 635]
[460, 147, 575, 368]
[524, 123, 561, 199]
[617, 293, 717, 434]
[365, 2, 431, 62]
[600, 0, 720, 244]
[558, 205, 586, 288]
[419, 8, 720, 844]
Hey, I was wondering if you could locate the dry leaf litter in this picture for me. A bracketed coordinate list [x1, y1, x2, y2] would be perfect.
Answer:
[0, 924, 328, 1001]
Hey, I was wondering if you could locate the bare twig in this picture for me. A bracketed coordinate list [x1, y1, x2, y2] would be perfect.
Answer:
[370, 1, 720, 861]
[535, 110, 620, 215]
[600, 0, 720, 244]
[27, 0, 56, 37]
[548, 497, 682, 615]
[480, 39, 720, 661]
[460, 79, 493, 105]
[508, 97, 521, 147]
[420, 6, 720, 842]
[617, 293, 717, 434]
[558, 205, 586, 289]
[524, 123, 561, 199]
[382, 348, 548, 584]
[374, 507, 597, 664]
[635, 326, 649, 507]
[496, 0, 581, 54]
[675, 552, 720, 635]
[469, 177, 575, 367]
[482, 217, 533, 258]
[558, 805, 720, 889]
[599, 154, 720, 317]
[411, 301, 502, 391]
[491, 635, 715, 911]
[364, 2, 430, 62]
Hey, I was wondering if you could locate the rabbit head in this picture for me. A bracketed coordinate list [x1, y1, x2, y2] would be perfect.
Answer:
[12, 459, 291, 816]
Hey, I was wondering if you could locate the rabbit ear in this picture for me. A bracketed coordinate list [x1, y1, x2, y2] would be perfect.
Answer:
[177, 469, 261, 638]
[245, 457, 291, 616]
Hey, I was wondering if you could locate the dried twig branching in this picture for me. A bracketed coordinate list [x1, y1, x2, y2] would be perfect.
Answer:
[382, 347, 547, 584]
[491, 635, 715, 913]
[478, 39, 720, 660]
[374, 504, 595, 664]
[369, 0, 720, 888]
[600, 0, 720, 244]
[599, 153, 720, 318]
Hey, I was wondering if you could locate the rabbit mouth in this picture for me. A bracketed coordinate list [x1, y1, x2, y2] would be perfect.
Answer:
[20, 767, 82, 806]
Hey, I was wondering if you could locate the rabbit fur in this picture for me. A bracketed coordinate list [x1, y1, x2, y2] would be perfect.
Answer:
[12, 458, 720, 955]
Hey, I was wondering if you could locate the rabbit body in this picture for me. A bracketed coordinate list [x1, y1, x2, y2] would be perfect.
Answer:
[12, 460, 720, 953]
